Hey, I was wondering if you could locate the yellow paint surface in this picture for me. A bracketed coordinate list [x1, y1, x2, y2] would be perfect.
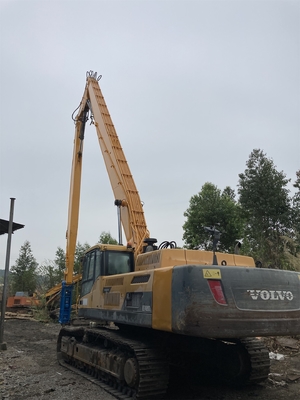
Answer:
[152, 267, 173, 331]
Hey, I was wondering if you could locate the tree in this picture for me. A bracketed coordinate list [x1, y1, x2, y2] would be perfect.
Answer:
[222, 186, 236, 201]
[36, 260, 58, 293]
[38, 247, 66, 291]
[54, 247, 66, 277]
[10, 241, 38, 294]
[54, 242, 90, 277]
[284, 170, 300, 270]
[238, 149, 292, 268]
[98, 231, 118, 245]
[182, 183, 245, 252]
[36, 242, 91, 293]
[52, 242, 91, 280]
[74, 242, 90, 274]
[292, 170, 300, 234]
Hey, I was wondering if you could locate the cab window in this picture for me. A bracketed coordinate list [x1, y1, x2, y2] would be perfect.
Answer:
[81, 251, 96, 296]
[88, 252, 95, 280]
[105, 251, 133, 275]
[95, 249, 102, 279]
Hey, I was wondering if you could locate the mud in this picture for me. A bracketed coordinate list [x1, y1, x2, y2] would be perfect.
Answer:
[0, 318, 299, 400]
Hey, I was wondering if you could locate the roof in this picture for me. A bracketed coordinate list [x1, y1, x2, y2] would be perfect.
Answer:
[0, 219, 25, 235]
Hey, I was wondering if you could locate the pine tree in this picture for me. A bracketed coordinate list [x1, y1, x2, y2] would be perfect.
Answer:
[238, 149, 292, 268]
[11, 241, 38, 294]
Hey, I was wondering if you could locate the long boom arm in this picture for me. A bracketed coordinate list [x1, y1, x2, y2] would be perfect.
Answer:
[64, 71, 149, 285]
[87, 74, 150, 250]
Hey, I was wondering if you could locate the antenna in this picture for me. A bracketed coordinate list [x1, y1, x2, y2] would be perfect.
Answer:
[204, 226, 221, 265]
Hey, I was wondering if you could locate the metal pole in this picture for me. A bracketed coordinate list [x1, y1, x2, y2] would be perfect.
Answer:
[0, 198, 15, 350]
[114, 200, 123, 245]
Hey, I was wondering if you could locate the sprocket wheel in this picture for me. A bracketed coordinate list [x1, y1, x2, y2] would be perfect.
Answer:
[124, 357, 139, 388]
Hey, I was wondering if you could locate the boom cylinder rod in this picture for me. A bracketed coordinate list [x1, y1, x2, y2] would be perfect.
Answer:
[115, 199, 123, 245]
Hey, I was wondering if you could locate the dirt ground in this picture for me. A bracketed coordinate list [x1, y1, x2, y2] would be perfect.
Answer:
[0, 317, 299, 400]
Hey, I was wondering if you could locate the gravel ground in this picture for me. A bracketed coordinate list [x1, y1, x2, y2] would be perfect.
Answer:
[0, 318, 299, 400]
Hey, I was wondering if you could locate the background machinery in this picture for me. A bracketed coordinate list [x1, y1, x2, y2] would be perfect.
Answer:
[6, 291, 39, 309]
[57, 71, 300, 399]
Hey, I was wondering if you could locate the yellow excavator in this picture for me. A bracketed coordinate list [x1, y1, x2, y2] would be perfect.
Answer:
[57, 71, 300, 399]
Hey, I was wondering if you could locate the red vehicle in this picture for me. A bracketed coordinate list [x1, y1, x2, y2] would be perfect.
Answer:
[6, 292, 39, 308]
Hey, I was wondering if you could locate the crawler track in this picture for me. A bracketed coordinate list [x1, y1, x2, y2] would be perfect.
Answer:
[57, 325, 270, 399]
[58, 358, 132, 399]
[215, 337, 270, 385]
[57, 326, 169, 399]
[240, 337, 270, 384]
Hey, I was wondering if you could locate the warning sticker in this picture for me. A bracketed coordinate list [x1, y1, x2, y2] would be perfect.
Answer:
[203, 269, 222, 279]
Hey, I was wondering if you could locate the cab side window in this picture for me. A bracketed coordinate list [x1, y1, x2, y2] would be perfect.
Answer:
[88, 252, 95, 280]
[81, 251, 96, 296]
[95, 249, 102, 279]
[82, 253, 89, 281]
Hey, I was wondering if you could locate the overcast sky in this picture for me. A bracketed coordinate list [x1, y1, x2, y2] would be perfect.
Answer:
[0, 0, 299, 268]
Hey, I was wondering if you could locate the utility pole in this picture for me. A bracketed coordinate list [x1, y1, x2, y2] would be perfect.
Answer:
[0, 198, 24, 350]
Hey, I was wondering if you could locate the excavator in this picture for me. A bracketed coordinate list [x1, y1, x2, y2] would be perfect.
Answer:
[57, 71, 300, 399]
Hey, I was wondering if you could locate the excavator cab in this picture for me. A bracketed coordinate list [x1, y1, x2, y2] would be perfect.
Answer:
[81, 245, 134, 297]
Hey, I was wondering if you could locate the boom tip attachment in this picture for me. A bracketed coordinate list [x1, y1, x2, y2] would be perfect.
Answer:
[86, 70, 102, 81]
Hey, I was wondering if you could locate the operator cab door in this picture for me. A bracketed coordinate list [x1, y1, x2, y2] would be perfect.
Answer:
[81, 249, 103, 297]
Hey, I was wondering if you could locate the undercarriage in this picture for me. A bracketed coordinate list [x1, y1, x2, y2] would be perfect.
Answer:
[57, 323, 270, 399]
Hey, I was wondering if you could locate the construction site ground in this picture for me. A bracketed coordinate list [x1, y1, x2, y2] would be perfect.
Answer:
[0, 315, 299, 400]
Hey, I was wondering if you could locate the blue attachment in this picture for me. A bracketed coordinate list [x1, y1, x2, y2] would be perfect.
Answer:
[59, 281, 74, 324]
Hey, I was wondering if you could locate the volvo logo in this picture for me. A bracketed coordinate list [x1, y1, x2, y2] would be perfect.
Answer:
[247, 289, 293, 301]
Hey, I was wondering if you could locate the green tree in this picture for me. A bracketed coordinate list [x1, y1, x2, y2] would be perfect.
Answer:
[37, 242, 91, 293]
[74, 242, 90, 274]
[36, 260, 58, 293]
[292, 170, 300, 234]
[238, 149, 292, 268]
[37, 247, 66, 291]
[50, 247, 66, 287]
[50, 242, 91, 280]
[54, 247, 66, 277]
[283, 170, 300, 270]
[54, 242, 90, 277]
[98, 231, 118, 245]
[222, 186, 236, 200]
[183, 182, 245, 252]
[10, 241, 38, 294]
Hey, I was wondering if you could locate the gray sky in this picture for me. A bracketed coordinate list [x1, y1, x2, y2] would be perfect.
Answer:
[0, 0, 299, 268]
